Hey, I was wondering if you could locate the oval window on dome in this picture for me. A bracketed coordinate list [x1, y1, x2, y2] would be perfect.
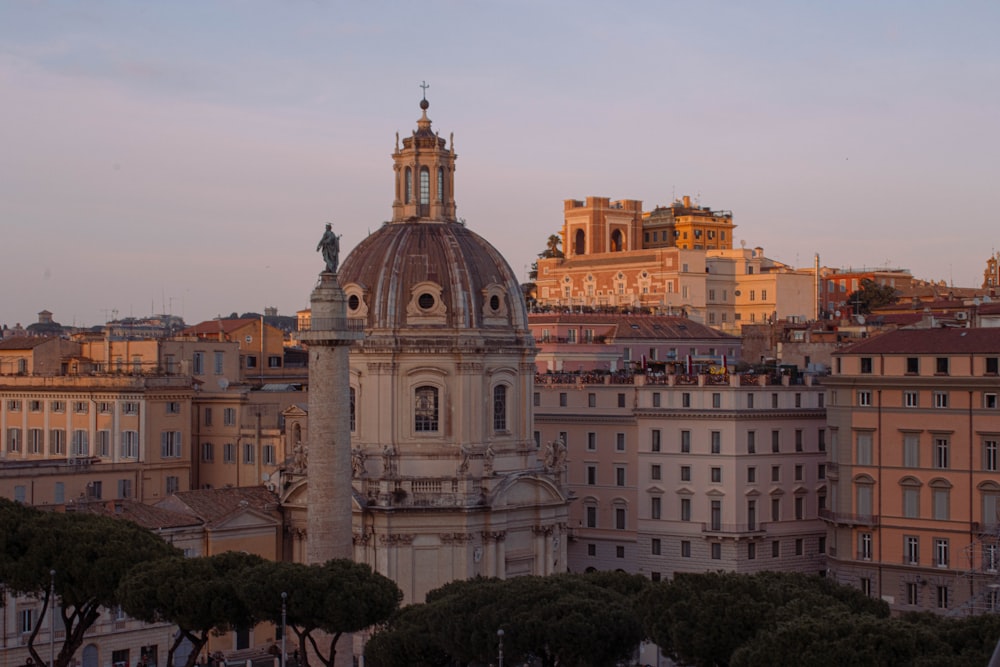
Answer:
[418, 293, 436, 310]
[490, 295, 500, 311]
[348, 295, 360, 311]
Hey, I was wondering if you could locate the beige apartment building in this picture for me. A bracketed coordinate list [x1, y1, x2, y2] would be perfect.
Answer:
[824, 328, 1000, 615]
[534, 369, 828, 579]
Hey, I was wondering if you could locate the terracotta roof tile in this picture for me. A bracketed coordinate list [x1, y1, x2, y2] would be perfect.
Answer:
[0, 336, 57, 350]
[158, 486, 280, 523]
[837, 328, 1000, 355]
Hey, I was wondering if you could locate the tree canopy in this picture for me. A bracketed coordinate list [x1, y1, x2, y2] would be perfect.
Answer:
[846, 278, 898, 315]
[118, 551, 266, 667]
[366, 572, 648, 667]
[241, 559, 402, 667]
[0, 499, 181, 667]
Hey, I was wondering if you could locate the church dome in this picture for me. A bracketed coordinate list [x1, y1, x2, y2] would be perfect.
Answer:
[338, 97, 528, 334]
[339, 221, 528, 332]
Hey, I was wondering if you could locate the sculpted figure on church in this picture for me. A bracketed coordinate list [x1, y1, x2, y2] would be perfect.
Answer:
[351, 447, 367, 478]
[317, 223, 341, 273]
[292, 442, 308, 473]
[483, 443, 495, 476]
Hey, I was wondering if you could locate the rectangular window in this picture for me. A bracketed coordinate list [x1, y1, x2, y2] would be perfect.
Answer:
[936, 357, 949, 375]
[652, 392, 661, 407]
[771, 430, 780, 453]
[712, 393, 721, 408]
[166, 401, 181, 415]
[681, 540, 691, 558]
[245, 355, 258, 369]
[14, 485, 26, 503]
[615, 508, 626, 530]
[933, 489, 950, 520]
[711, 467, 722, 483]
[94, 429, 109, 457]
[51, 400, 65, 413]
[586, 506, 597, 528]
[7, 427, 22, 452]
[795, 538, 803, 555]
[29, 400, 41, 412]
[937, 586, 949, 609]
[202, 442, 215, 462]
[794, 464, 803, 481]
[71, 429, 89, 457]
[243, 443, 255, 464]
[224, 408, 237, 426]
[903, 433, 920, 467]
[860, 357, 873, 374]
[747, 431, 756, 454]
[985, 439, 999, 472]
[818, 463, 826, 480]
[533, 392, 540, 407]
[651, 429, 661, 452]
[88, 481, 102, 499]
[651, 497, 662, 520]
[935, 538, 949, 568]
[795, 429, 803, 452]
[121, 431, 139, 458]
[681, 430, 691, 453]
[771, 497, 781, 521]
[18, 608, 34, 634]
[559, 392, 567, 407]
[73, 401, 88, 414]
[193, 352, 204, 375]
[585, 432, 596, 451]
[587, 543, 596, 556]
[122, 401, 139, 415]
[616, 433, 626, 451]
[771, 393, 778, 408]
[708, 431, 720, 454]
[934, 437, 950, 469]
[50, 428, 65, 455]
[858, 391, 872, 407]
[771, 465, 780, 482]
[117, 479, 132, 499]
[986, 357, 1000, 375]
[906, 582, 919, 605]
[680, 498, 691, 521]
[7, 399, 21, 411]
[905, 535, 919, 565]
[747, 393, 754, 409]
[856, 432, 873, 466]
[986, 394, 998, 409]
[904, 391, 919, 408]
[682, 392, 691, 408]
[819, 536, 827, 553]
[263, 444, 275, 465]
[615, 467, 626, 487]
[224, 443, 236, 463]
[651, 464, 661, 481]
[747, 466, 756, 483]
[651, 538, 661, 555]
[795, 496, 804, 520]
[772, 540, 780, 558]
[711, 543, 722, 560]
[54, 482, 64, 504]
[934, 392, 949, 408]
[906, 357, 919, 374]
[160, 431, 182, 458]
[859, 532, 873, 560]
[680, 465, 690, 482]
[617, 393, 626, 408]
[903, 487, 920, 518]
[588, 393, 596, 408]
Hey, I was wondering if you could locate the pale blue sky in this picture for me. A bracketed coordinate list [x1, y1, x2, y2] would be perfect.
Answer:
[2, 1, 997, 327]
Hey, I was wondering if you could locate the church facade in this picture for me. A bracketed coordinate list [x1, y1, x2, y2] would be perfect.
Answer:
[283, 97, 570, 604]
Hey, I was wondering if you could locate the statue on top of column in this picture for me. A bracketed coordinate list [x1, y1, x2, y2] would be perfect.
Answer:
[317, 223, 341, 273]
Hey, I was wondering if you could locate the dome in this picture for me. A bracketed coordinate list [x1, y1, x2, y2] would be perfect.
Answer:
[339, 221, 529, 333]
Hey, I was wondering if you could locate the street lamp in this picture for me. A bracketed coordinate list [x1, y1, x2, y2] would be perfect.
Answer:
[49, 569, 55, 667]
[497, 628, 504, 667]
[281, 592, 288, 667]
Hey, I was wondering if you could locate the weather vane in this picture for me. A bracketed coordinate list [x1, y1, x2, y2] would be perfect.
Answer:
[420, 80, 430, 100]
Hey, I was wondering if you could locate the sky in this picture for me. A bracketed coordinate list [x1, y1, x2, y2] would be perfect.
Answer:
[2, 1, 998, 328]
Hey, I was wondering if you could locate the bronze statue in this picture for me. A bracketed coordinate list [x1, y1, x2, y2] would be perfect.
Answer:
[317, 223, 341, 273]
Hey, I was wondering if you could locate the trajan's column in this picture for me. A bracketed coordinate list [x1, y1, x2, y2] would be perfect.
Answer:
[299, 225, 363, 563]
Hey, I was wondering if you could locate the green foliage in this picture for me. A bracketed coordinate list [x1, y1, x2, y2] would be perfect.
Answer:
[540, 234, 564, 259]
[847, 278, 898, 314]
[118, 551, 265, 667]
[0, 499, 180, 667]
[370, 573, 647, 667]
[242, 559, 402, 667]
[639, 571, 889, 667]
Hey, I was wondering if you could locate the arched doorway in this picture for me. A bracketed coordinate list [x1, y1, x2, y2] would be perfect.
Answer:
[574, 229, 586, 255]
[82, 645, 99, 667]
[611, 229, 624, 251]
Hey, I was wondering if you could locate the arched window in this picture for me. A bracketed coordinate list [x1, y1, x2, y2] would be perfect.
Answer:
[574, 229, 586, 255]
[419, 167, 430, 205]
[611, 229, 624, 251]
[414, 386, 439, 432]
[437, 167, 444, 202]
[404, 168, 412, 204]
[349, 387, 356, 432]
[493, 385, 507, 432]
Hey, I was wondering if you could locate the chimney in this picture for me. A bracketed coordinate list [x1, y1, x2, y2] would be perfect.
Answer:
[683, 195, 691, 208]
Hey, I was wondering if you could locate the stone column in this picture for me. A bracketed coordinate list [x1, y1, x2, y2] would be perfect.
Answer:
[299, 272, 363, 564]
